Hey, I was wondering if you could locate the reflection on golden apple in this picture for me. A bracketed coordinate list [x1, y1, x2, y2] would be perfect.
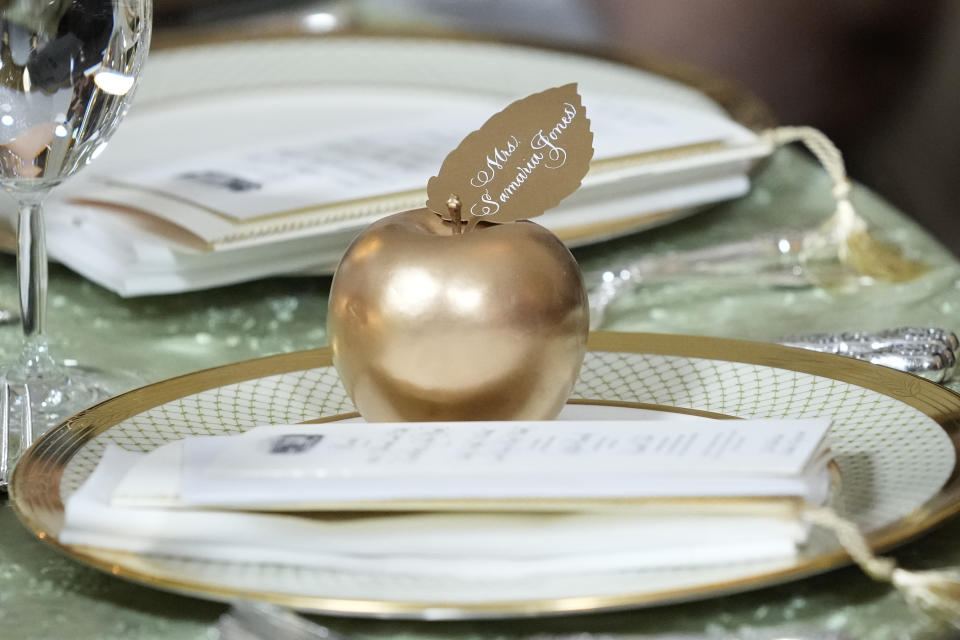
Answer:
[327, 208, 589, 422]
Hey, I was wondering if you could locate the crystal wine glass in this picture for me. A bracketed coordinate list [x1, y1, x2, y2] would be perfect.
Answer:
[0, 1, 151, 440]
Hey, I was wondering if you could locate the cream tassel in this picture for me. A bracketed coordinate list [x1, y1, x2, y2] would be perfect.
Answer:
[760, 126, 926, 283]
[586, 126, 927, 328]
[804, 505, 960, 626]
[748, 130, 945, 619]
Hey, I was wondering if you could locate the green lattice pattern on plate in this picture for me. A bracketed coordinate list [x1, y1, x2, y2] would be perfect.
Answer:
[61, 367, 352, 498]
[574, 352, 953, 528]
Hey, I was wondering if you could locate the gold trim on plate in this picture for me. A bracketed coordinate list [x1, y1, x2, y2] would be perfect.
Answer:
[10, 332, 960, 619]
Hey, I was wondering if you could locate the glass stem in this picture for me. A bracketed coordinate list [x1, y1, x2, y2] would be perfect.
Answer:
[16, 195, 47, 345]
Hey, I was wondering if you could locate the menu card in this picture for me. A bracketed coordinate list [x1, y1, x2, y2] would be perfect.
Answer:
[58, 417, 833, 576]
[111, 418, 833, 512]
[42, 90, 768, 296]
[72, 95, 760, 245]
[60, 445, 812, 577]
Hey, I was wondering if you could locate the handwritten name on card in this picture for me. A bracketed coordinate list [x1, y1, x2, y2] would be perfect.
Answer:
[426, 83, 594, 225]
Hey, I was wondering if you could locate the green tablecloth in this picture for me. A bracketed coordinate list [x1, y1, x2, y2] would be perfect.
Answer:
[2, 148, 960, 639]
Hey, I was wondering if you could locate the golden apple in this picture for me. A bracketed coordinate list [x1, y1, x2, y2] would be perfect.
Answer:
[327, 208, 589, 422]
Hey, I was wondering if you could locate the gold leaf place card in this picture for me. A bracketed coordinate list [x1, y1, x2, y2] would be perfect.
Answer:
[426, 83, 594, 228]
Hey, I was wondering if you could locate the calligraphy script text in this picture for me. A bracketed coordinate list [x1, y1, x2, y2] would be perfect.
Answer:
[468, 102, 580, 217]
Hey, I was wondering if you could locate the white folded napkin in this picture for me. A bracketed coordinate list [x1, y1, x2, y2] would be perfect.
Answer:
[61, 445, 809, 579]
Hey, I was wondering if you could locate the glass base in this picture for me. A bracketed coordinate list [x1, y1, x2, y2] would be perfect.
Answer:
[1, 355, 144, 490]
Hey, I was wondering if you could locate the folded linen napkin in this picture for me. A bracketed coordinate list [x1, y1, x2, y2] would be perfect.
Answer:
[60, 445, 809, 579]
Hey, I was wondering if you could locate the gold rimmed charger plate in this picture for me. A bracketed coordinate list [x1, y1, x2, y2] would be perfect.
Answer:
[10, 332, 960, 619]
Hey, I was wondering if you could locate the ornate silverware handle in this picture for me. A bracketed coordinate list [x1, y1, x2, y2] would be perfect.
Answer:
[779, 327, 958, 382]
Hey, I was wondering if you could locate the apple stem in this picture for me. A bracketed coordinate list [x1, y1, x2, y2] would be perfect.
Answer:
[446, 194, 463, 235]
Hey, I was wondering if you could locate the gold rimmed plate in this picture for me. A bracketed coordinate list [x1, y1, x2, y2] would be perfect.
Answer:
[10, 332, 960, 619]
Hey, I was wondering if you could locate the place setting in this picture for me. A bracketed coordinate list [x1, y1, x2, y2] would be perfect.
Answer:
[3, 5, 960, 640]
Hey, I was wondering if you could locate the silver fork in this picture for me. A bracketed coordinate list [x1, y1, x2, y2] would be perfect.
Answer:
[216, 601, 344, 640]
[1, 381, 32, 492]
